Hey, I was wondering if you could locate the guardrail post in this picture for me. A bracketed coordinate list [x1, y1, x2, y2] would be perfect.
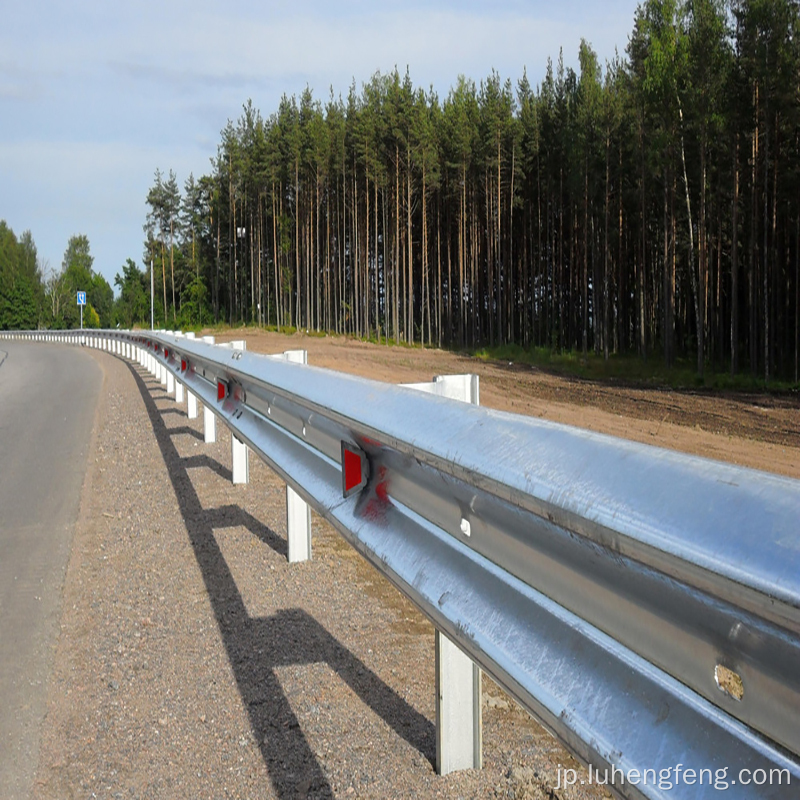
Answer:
[201, 335, 216, 442]
[182, 333, 197, 417]
[218, 340, 251, 486]
[282, 350, 311, 563]
[231, 436, 249, 484]
[403, 374, 482, 775]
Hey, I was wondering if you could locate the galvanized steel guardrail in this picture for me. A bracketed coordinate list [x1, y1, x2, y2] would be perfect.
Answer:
[5, 328, 800, 799]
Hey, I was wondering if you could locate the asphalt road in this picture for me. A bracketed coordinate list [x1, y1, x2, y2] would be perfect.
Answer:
[0, 341, 102, 799]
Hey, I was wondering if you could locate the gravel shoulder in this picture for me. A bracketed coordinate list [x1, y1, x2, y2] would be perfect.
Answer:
[31, 338, 799, 800]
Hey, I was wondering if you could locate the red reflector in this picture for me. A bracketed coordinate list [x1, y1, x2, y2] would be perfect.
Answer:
[217, 380, 227, 401]
[164, 348, 169, 358]
[341, 443, 368, 497]
[181, 359, 187, 372]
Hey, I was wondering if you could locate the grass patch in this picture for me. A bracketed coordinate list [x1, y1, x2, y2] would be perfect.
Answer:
[472, 344, 799, 393]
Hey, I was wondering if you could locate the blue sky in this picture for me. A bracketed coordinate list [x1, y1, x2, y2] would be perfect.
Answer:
[1, 0, 641, 293]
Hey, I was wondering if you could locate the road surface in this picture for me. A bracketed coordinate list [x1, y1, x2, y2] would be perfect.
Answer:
[0, 341, 101, 799]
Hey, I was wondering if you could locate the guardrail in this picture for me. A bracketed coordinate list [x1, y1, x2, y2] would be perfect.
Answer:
[4, 329, 800, 798]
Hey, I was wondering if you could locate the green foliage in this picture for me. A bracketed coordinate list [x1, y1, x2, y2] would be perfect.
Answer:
[44, 234, 113, 329]
[0, 221, 44, 330]
[114, 258, 150, 327]
[84, 304, 100, 329]
[177, 275, 210, 329]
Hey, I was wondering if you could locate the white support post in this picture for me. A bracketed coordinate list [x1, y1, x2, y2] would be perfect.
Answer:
[203, 405, 216, 443]
[166, 370, 175, 394]
[217, 340, 252, 485]
[403, 374, 482, 775]
[286, 486, 311, 562]
[187, 391, 198, 419]
[279, 350, 312, 563]
[160, 363, 167, 386]
[231, 435, 249, 484]
[200, 335, 216, 441]
[175, 380, 184, 404]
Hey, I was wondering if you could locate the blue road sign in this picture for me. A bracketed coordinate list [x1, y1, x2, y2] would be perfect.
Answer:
[77, 291, 86, 306]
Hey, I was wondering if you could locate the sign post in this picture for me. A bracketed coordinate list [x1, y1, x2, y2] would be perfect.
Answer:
[77, 291, 86, 330]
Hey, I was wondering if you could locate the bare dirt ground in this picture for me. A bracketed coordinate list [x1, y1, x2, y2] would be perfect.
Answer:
[217, 329, 800, 479]
[30, 334, 799, 800]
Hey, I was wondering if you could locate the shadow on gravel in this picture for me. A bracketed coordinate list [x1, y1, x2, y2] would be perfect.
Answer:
[159, 406, 187, 417]
[128, 362, 435, 798]
[167, 425, 205, 442]
[206, 504, 288, 559]
[182, 453, 233, 483]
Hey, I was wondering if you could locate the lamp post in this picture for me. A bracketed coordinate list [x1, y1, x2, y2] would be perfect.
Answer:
[237, 226, 246, 321]
[150, 257, 154, 330]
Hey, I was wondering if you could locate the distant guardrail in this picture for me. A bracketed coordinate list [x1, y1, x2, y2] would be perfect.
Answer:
[5, 328, 800, 799]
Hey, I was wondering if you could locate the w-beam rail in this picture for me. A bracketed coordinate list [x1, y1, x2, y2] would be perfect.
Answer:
[5, 329, 800, 799]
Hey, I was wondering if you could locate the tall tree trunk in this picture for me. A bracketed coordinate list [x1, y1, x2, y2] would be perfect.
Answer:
[678, 104, 702, 377]
[406, 139, 413, 345]
[731, 136, 739, 375]
[604, 136, 610, 360]
[763, 100, 770, 382]
[663, 171, 671, 367]
[169, 216, 175, 324]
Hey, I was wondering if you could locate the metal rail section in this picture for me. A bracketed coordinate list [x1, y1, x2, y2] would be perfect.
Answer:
[5, 329, 800, 798]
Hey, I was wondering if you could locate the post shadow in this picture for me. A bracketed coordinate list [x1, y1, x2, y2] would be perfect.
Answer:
[159, 406, 187, 417]
[181, 453, 233, 483]
[126, 363, 435, 798]
[205, 504, 287, 559]
[167, 425, 205, 442]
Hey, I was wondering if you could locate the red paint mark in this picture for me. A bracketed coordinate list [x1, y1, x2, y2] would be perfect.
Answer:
[363, 466, 391, 521]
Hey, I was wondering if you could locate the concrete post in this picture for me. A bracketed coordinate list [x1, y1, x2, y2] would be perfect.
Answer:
[175, 380, 184, 404]
[187, 391, 198, 419]
[166, 370, 175, 394]
[403, 374, 482, 775]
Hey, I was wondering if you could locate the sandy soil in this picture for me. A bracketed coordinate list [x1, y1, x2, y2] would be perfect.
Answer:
[215, 329, 800, 479]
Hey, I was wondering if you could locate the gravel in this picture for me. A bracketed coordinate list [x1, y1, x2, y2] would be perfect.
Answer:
[32, 350, 609, 800]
